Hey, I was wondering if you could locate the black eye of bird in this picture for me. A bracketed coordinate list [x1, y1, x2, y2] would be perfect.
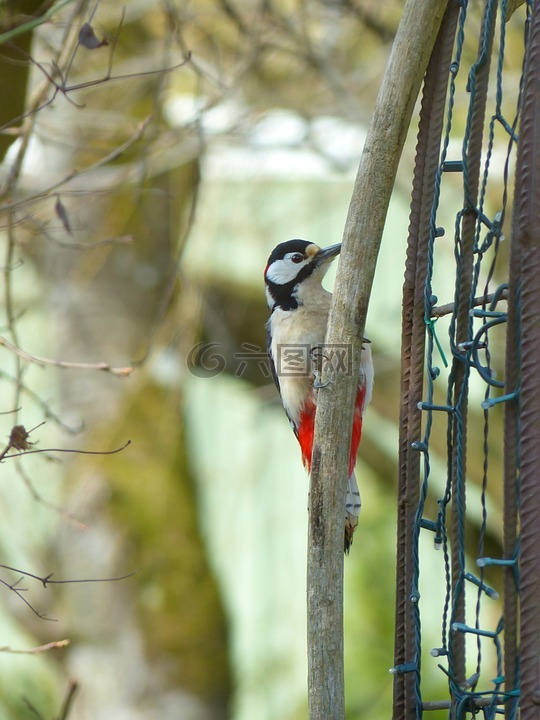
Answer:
[291, 253, 304, 264]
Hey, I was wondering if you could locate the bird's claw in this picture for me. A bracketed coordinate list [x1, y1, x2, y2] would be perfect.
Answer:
[311, 345, 331, 388]
[313, 372, 330, 389]
[309, 345, 328, 363]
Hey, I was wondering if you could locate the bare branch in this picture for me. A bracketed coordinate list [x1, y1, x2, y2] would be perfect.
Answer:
[0, 563, 135, 621]
[5, 438, 132, 460]
[0, 405, 21, 415]
[0, 2, 88, 197]
[0, 564, 136, 586]
[0, 369, 83, 434]
[61, 54, 192, 94]
[7, 29, 190, 107]
[43, 232, 135, 251]
[0, 116, 153, 214]
[0, 576, 55, 621]
[12, 459, 89, 530]
[0, 639, 70, 654]
[0, 422, 129, 526]
[0, 423, 103, 527]
[0, 0, 76, 45]
[0, 335, 133, 376]
[3, 207, 24, 418]
[58, 681, 79, 720]
[24, 678, 78, 719]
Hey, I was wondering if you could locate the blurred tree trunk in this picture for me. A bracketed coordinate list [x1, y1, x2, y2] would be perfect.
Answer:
[0, 1, 53, 161]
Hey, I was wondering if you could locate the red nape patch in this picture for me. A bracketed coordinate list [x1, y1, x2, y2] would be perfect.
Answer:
[297, 400, 316, 471]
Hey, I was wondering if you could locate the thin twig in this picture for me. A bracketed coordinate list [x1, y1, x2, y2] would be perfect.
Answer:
[0, 576, 55, 621]
[0, 564, 135, 621]
[0, 564, 136, 586]
[44, 232, 135, 251]
[12, 30, 190, 108]
[0, 335, 133, 376]
[61, 54, 192, 93]
[0, 639, 70, 654]
[13, 459, 89, 531]
[0, 116, 153, 215]
[58, 681, 79, 720]
[4, 439, 132, 460]
[0, 0, 76, 45]
[24, 679, 78, 720]
[0, 0, 87, 198]
[3, 207, 24, 422]
[0, 369, 83, 434]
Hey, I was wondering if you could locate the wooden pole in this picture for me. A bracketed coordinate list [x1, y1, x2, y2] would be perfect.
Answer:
[306, 0, 448, 717]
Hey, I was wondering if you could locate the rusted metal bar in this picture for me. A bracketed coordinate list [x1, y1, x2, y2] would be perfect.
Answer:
[502, 239, 520, 719]
[503, 122, 521, 720]
[510, 0, 540, 716]
[394, 3, 459, 718]
[447, 0, 498, 701]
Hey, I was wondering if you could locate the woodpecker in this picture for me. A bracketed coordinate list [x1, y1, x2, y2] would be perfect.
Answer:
[264, 239, 373, 552]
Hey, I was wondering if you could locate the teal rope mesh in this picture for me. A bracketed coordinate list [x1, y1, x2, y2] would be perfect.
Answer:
[405, 0, 528, 715]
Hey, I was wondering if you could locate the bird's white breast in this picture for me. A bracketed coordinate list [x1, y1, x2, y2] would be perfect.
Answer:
[268, 282, 374, 427]
[269, 303, 329, 426]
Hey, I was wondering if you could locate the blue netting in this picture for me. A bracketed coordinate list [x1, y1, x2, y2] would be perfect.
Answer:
[396, 0, 531, 716]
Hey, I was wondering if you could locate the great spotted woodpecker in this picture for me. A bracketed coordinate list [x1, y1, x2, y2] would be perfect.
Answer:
[264, 239, 373, 552]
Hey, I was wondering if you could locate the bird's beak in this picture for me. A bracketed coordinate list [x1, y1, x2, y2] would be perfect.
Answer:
[314, 243, 341, 265]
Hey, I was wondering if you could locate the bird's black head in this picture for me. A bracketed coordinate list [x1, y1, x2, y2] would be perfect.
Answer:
[264, 239, 341, 310]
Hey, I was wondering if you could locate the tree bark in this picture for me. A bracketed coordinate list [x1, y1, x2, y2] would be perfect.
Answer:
[306, 0, 448, 717]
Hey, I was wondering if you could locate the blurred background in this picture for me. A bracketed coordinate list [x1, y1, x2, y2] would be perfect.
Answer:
[0, 1, 525, 718]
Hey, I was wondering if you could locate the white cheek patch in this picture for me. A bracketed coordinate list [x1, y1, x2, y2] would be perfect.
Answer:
[265, 257, 308, 285]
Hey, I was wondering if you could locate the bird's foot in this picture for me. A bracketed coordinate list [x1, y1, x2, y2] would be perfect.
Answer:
[313, 373, 330, 389]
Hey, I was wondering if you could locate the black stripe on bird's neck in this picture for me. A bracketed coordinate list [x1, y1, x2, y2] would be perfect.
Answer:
[266, 260, 318, 311]
[267, 279, 299, 310]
